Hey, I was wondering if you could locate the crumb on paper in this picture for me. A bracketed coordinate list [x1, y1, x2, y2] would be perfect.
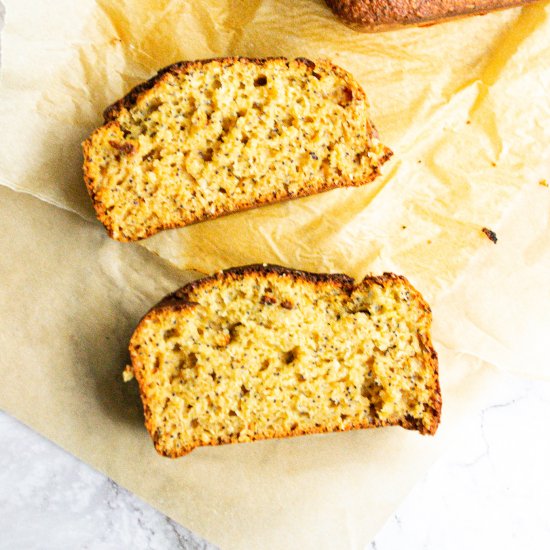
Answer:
[123, 365, 135, 382]
[402, 225, 407, 229]
[481, 227, 498, 243]
[491, 162, 497, 167]
[539, 179, 548, 187]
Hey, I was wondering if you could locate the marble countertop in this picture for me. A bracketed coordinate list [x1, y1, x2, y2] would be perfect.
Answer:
[1, 371, 549, 550]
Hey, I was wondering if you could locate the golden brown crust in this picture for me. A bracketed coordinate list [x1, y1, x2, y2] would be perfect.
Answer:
[82, 57, 392, 242]
[129, 264, 441, 458]
[82, 134, 110, 238]
[325, 0, 538, 31]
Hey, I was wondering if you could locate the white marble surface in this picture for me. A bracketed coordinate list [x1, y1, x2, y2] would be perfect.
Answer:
[1, 372, 549, 550]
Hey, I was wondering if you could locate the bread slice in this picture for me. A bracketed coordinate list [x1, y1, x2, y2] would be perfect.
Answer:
[82, 57, 392, 242]
[129, 264, 441, 458]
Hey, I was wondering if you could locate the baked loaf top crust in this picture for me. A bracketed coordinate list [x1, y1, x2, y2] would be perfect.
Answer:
[83, 57, 392, 241]
[325, 0, 536, 31]
[129, 264, 441, 458]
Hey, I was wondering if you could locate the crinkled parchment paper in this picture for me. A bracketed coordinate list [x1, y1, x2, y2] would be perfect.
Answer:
[0, 1, 549, 548]
[0, 185, 505, 549]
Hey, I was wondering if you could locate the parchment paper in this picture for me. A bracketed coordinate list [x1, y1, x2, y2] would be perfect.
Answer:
[0, 185, 510, 549]
[1, 1, 549, 295]
[0, 0, 549, 548]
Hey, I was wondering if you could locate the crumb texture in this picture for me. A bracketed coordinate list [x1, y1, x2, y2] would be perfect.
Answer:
[129, 265, 440, 457]
[83, 57, 391, 241]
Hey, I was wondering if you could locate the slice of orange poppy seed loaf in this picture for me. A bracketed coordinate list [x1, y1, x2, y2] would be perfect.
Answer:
[129, 265, 441, 458]
[83, 57, 392, 241]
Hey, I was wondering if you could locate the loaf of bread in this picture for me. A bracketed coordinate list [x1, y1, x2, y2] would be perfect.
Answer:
[325, 0, 536, 31]
[82, 57, 392, 242]
[129, 264, 441, 458]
